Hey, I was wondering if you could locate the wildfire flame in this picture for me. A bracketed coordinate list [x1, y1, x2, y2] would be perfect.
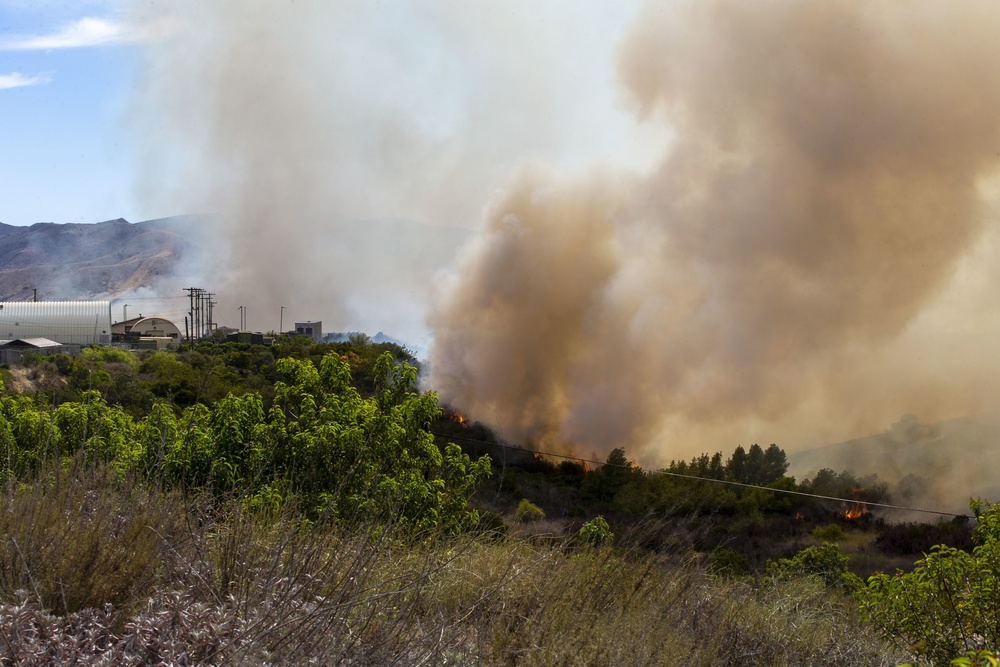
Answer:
[446, 409, 467, 425]
[843, 502, 867, 520]
[568, 451, 590, 472]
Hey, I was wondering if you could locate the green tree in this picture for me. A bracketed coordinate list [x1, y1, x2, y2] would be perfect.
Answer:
[762, 443, 788, 484]
[582, 447, 639, 506]
[861, 499, 1000, 666]
[270, 351, 491, 532]
[766, 543, 862, 593]
[726, 445, 749, 484]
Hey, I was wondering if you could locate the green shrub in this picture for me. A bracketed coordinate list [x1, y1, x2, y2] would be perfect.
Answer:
[577, 515, 613, 547]
[710, 547, 748, 576]
[81, 346, 139, 368]
[812, 523, 846, 542]
[766, 543, 862, 593]
[861, 499, 1000, 666]
[514, 499, 545, 523]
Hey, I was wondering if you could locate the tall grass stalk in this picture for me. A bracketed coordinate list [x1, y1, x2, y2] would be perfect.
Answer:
[0, 458, 906, 665]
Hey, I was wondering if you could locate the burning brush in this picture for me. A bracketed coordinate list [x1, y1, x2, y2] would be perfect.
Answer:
[843, 502, 868, 520]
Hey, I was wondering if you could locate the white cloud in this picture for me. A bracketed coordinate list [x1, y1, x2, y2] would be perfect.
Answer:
[0, 72, 52, 89]
[0, 16, 162, 50]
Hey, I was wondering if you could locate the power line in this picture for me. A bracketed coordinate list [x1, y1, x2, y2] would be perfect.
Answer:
[109, 296, 190, 301]
[430, 431, 972, 519]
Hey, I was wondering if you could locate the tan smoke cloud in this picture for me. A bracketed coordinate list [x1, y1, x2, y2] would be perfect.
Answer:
[131, 0, 1000, 495]
[428, 0, 1000, 464]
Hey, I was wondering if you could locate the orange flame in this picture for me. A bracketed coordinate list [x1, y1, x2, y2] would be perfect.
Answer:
[446, 410, 467, 425]
[843, 502, 867, 520]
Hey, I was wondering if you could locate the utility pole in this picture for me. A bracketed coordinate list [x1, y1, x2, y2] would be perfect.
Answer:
[185, 287, 197, 343]
[195, 288, 206, 339]
[280, 306, 285, 334]
[207, 293, 216, 337]
[184, 287, 214, 342]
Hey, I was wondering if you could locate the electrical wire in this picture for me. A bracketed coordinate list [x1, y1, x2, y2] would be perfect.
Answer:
[430, 430, 973, 519]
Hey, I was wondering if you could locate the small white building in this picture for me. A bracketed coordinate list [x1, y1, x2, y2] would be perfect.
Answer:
[0, 338, 64, 365]
[295, 320, 322, 341]
[111, 316, 182, 340]
[0, 301, 112, 346]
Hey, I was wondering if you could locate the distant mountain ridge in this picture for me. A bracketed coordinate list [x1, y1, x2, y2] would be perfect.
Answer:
[0, 216, 476, 305]
[0, 216, 477, 354]
[0, 217, 200, 301]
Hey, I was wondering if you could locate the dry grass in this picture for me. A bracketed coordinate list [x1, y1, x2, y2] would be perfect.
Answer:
[0, 461, 908, 665]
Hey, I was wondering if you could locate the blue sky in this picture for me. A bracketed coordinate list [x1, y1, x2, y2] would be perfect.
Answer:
[0, 3, 153, 225]
[0, 1, 653, 229]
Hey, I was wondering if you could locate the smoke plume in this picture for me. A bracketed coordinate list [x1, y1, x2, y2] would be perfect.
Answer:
[429, 0, 1000, 462]
[131, 0, 1000, 479]
[128, 0, 636, 341]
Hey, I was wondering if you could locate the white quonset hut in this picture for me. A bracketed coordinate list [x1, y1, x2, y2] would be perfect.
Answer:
[0, 301, 112, 345]
[111, 316, 182, 340]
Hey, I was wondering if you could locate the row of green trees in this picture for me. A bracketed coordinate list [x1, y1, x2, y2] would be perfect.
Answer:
[16, 335, 416, 416]
[666, 442, 789, 486]
[0, 351, 490, 533]
[571, 442, 888, 518]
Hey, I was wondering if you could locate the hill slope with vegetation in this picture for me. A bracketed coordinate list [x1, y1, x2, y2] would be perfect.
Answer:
[0, 337, 993, 665]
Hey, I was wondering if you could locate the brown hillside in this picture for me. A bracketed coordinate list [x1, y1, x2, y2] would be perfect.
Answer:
[0, 217, 197, 300]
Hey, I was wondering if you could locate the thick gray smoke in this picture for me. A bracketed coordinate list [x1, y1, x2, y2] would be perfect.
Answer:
[429, 0, 1000, 463]
[129, 1, 636, 341]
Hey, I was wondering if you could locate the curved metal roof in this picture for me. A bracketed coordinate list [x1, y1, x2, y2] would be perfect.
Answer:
[0, 301, 112, 345]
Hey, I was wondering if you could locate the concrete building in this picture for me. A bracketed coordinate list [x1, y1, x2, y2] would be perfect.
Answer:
[0, 338, 64, 365]
[295, 321, 322, 341]
[0, 301, 111, 346]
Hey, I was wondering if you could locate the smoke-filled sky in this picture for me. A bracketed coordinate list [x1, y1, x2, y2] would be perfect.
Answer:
[5, 1, 1000, 476]
[431, 0, 1000, 466]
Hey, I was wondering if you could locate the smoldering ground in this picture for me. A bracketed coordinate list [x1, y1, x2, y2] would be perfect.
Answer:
[131, 0, 1000, 501]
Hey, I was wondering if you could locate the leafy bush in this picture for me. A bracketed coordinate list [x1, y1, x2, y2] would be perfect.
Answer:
[766, 543, 862, 593]
[577, 515, 613, 547]
[514, 499, 545, 523]
[861, 499, 1000, 666]
[0, 351, 491, 535]
[81, 345, 138, 368]
[812, 523, 847, 542]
